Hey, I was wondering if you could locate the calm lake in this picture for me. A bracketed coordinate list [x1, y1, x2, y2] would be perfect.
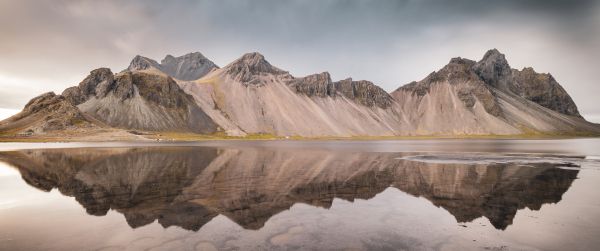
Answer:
[1, 139, 600, 251]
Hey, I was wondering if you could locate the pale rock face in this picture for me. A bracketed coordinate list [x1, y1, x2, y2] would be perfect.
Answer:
[179, 53, 410, 137]
[127, 52, 219, 81]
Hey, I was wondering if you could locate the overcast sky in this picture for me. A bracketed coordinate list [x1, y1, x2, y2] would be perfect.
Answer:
[1, 0, 599, 122]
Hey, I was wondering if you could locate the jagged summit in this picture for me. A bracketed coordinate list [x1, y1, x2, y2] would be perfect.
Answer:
[127, 52, 218, 81]
[286, 72, 392, 108]
[390, 48, 596, 135]
[473, 49, 513, 89]
[161, 51, 207, 63]
[0, 92, 102, 135]
[63, 68, 115, 105]
[128, 55, 160, 72]
[2, 48, 599, 139]
[224, 52, 288, 84]
[481, 48, 505, 61]
[287, 72, 335, 97]
[512, 66, 581, 117]
[333, 78, 393, 109]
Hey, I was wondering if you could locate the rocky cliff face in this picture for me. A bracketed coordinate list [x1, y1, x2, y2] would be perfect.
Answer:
[62, 68, 217, 133]
[334, 78, 393, 109]
[224, 52, 289, 85]
[179, 52, 408, 137]
[287, 72, 393, 108]
[392, 49, 598, 135]
[127, 52, 219, 81]
[0, 92, 101, 135]
[472, 49, 580, 117]
[512, 67, 580, 117]
[1, 48, 598, 139]
[287, 72, 336, 97]
[399, 57, 503, 117]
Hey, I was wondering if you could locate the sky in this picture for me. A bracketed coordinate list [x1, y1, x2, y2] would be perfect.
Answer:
[1, 0, 599, 122]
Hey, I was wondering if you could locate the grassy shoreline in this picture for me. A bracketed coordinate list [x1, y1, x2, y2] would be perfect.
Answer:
[1, 131, 599, 143]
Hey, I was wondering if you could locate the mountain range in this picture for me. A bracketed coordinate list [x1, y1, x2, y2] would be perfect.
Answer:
[1, 49, 599, 139]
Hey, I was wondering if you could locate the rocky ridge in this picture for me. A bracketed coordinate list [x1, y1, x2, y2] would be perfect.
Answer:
[287, 72, 393, 108]
[391, 49, 597, 135]
[63, 68, 218, 133]
[1, 48, 599, 139]
[128, 52, 219, 81]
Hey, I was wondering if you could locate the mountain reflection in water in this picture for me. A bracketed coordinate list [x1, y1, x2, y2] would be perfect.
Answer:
[0, 147, 579, 231]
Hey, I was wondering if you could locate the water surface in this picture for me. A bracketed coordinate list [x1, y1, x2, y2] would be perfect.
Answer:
[1, 139, 600, 250]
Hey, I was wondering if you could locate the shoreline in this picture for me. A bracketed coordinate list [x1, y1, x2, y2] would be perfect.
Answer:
[1, 132, 599, 143]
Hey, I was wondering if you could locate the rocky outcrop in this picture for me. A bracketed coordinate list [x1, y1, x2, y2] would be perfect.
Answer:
[473, 49, 516, 91]
[2, 49, 598, 138]
[287, 73, 393, 108]
[334, 78, 393, 109]
[127, 55, 160, 72]
[223, 52, 289, 85]
[287, 72, 336, 97]
[0, 92, 101, 135]
[473, 49, 580, 117]
[392, 49, 599, 135]
[180, 52, 408, 137]
[62, 68, 115, 105]
[127, 52, 219, 81]
[512, 67, 580, 117]
[62, 68, 218, 133]
[397, 57, 502, 116]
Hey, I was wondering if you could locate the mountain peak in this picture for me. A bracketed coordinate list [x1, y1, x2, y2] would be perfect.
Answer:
[287, 72, 334, 98]
[473, 48, 512, 89]
[479, 49, 509, 66]
[482, 48, 502, 57]
[160, 52, 210, 65]
[127, 52, 218, 81]
[224, 52, 287, 84]
[229, 52, 271, 69]
[128, 55, 160, 72]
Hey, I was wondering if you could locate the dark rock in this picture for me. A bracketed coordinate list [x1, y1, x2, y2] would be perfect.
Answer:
[512, 67, 581, 117]
[62, 68, 114, 105]
[132, 73, 189, 108]
[334, 78, 393, 109]
[128, 55, 160, 71]
[127, 52, 219, 81]
[224, 52, 288, 84]
[159, 52, 219, 81]
[112, 72, 135, 101]
[473, 49, 516, 91]
[396, 57, 502, 116]
[472, 49, 581, 117]
[287, 72, 336, 98]
[6, 92, 96, 133]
